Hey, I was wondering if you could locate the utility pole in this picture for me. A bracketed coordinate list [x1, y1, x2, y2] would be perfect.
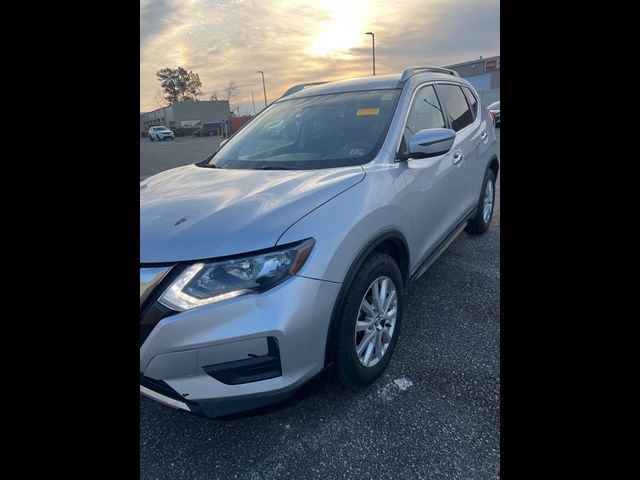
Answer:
[257, 71, 268, 108]
[365, 32, 376, 76]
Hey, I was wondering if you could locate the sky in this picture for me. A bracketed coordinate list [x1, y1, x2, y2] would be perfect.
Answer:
[140, 0, 499, 114]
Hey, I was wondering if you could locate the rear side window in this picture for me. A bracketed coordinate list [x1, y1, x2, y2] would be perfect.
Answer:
[438, 84, 474, 131]
[462, 86, 479, 121]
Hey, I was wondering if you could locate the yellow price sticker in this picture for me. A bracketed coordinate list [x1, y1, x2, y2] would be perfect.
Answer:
[356, 108, 380, 116]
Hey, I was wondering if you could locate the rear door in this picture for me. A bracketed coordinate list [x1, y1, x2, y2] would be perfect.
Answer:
[435, 83, 483, 214]
[461, 85, 491, 202]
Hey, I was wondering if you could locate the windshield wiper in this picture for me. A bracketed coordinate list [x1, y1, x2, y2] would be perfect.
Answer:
[251, 165, 293, 170]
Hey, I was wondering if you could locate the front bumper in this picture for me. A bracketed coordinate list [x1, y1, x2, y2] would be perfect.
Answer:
[140, 367, 330, 417]
[140, 274, 341, 417]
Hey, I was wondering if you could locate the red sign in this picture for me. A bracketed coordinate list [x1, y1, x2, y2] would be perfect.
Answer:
[485, 59, 497, 70]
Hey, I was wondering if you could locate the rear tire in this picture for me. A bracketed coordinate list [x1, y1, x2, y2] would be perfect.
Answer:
[333, 252, 404, 389]
[466, 169, 496, 234]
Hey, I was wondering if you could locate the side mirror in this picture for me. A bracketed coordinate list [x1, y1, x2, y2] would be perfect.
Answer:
[406, 128, 456, 159]
[219, 138, 229, 148]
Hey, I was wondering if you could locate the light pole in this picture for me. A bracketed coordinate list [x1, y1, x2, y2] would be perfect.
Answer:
[365, 32, 375, 76]
[257, 71, 268, 108]
[251, 90, 256, 114]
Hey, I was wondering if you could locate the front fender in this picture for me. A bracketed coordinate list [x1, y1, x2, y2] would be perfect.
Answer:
[277, 173, 412, 284]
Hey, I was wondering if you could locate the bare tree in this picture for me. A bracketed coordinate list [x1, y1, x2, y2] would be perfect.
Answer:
[213, 81, 240, 113]
[223, 81, 240, 105]
[208, 82, 240, 111]
[152, 90, 168, 109]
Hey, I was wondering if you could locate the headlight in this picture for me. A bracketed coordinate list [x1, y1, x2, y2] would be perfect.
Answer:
[158, 238, 315, 311]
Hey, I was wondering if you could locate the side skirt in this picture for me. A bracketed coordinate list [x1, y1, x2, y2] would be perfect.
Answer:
[408, 206, 477, 286]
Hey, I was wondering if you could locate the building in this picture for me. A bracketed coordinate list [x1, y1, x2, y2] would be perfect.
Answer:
[230, 115, 253, 133]
[140, 100, 231, 136]
[445, 55, 500, 106]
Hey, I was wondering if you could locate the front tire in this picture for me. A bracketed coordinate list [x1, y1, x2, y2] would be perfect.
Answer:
[466, 169, 496, 234]
[333, 252, 404, 389]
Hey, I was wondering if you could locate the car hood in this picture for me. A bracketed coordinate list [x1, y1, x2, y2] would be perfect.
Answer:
[140, 164, 365, 263]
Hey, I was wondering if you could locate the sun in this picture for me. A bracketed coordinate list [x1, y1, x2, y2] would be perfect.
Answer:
[307, 0, 370, 58]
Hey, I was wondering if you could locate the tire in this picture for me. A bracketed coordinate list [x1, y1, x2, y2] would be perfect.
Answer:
[333, 252, 404, 389]
[150, 136, 154, 141]
[466, 169, 496, 234]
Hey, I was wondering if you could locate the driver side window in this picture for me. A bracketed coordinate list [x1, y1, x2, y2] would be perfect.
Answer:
[401, 84, 446, 153]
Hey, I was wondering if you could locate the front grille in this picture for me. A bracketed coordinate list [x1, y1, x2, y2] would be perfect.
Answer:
[140, 266, 171, 306]
[140, 264, 183, 347]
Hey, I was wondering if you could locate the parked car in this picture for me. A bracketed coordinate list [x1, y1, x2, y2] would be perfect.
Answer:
[173, 127, 198, 137]
[140, 66, 499, 418]
[487, 101, 500, 127]
[148, 126, 175, 141]
[195, 123, 220, 137]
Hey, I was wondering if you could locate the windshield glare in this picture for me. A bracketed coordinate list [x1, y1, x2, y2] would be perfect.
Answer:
[210, 89, 400, 169]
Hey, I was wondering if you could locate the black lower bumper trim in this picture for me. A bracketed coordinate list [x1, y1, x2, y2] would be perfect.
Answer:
[202, 337, 282, 385]
[141, 366, 332, 419]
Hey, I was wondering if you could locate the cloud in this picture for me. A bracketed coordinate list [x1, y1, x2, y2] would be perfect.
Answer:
[140, 0, 183, 44]
[140, 0, 499, 113]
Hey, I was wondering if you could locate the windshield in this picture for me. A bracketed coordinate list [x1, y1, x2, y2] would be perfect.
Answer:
[153, 126, 169, 131]
[488, 101, 500, 110]
[209, 89, 400, 169]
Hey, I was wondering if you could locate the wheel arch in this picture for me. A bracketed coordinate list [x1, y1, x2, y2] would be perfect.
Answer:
[323, 230, 410, 366]
[488, 155, 499, 180]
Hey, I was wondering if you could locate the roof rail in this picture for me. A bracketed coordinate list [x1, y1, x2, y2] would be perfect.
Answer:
[280, 81, 328, 98]
[398, 66, 460, 85]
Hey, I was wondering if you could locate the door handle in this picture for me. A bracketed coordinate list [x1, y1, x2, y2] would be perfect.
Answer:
[480, 131, 488, 142]
[452, 150, 464, 165]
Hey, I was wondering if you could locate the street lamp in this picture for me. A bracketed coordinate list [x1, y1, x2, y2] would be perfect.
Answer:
[257, 71, 268, 108]
[365, 32, 375, 76]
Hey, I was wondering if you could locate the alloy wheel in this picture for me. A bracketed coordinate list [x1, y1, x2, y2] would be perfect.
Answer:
[355, 276, 398, 368]
[483, 178, 494, 223]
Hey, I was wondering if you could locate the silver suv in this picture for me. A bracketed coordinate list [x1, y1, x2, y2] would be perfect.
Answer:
[140, 67, 499, 417]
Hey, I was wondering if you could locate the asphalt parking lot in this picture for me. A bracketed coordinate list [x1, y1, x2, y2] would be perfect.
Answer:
[140, 131, 500, 479]
[140, 135, 224, 180]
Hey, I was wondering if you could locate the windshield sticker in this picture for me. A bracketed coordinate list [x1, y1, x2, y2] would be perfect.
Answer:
[356, 108, 380, 116]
